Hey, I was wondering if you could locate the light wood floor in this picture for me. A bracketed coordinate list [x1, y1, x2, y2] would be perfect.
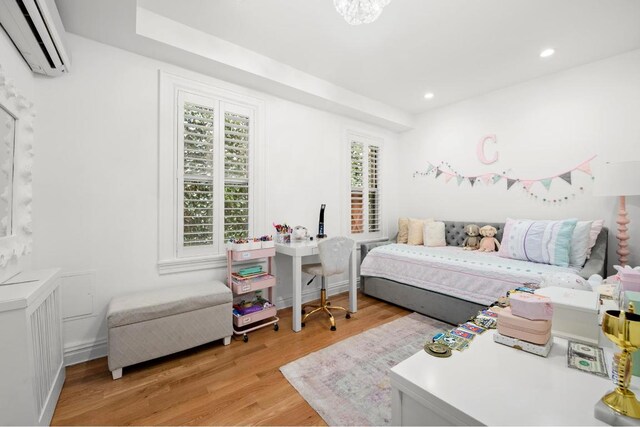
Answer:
[51, 292, 410, 426]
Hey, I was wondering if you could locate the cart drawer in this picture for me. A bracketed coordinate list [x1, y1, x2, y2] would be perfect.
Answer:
[231, 247, 276, 261]
[234, 306, 277, 327]
[232, 275, 276, 294]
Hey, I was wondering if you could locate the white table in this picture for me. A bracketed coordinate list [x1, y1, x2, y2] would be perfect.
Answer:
[390, 330, 630, 426]
[275, 240, 357, 332]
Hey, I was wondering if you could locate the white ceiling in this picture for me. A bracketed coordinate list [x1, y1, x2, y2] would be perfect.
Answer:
[138, 0, 640, 113]
[55, 0, 640, 119]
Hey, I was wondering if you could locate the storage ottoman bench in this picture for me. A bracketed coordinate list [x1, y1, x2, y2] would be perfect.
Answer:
[107, 281, 232, 380]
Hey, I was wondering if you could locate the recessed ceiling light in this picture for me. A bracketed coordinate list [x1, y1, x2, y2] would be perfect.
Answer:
[540, 48, 555, 58]
[424, 92, 435, 99]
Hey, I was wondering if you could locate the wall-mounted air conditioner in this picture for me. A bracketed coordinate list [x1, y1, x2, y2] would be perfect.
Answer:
[0, 0, 71, 76]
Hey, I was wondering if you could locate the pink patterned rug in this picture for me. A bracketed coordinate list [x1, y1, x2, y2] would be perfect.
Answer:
[280, 313, 448, 426]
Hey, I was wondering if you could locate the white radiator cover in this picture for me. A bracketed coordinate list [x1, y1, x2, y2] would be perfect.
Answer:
[0, 269, 64, 425]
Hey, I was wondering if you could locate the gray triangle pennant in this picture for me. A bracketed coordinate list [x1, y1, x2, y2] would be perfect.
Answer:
[468, 177, 477, 187]
[435, 168, 443, 178]
[559, 172, 572, 184]
[507, 178, 517, 190]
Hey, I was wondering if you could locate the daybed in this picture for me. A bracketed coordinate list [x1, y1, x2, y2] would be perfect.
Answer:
[360, 221, 608, 325]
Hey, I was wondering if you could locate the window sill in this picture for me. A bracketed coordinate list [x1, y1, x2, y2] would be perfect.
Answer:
[158, 254, 228, 275]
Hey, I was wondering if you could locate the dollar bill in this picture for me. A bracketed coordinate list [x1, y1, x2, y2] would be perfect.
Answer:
[567, 341, 608, 378]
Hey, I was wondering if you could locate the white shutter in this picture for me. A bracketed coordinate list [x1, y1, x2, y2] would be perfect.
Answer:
[368, 145, 380, 232]
[178, 94, 216, 254]
[349, 136, 382, 238]
[350, 141, 364, 234]
[223, 109, 251, 241]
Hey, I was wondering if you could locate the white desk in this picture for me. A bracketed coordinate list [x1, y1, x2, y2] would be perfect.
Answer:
[275, 240, 357, 332]
[390, 330, 627, 426]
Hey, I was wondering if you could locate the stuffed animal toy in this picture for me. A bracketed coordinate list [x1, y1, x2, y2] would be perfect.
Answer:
[461, 224, 481, 250]
[478, 225, 501, 252]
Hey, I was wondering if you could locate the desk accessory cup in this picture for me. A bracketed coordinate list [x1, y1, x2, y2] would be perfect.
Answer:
[273, 223, 291, 244]
[601, 306, 640, 418]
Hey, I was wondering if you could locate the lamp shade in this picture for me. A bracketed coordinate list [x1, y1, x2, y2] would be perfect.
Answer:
[593, 161, 640, 197]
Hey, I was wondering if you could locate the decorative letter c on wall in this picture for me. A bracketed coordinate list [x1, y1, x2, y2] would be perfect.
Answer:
[477, 134, 498, 164]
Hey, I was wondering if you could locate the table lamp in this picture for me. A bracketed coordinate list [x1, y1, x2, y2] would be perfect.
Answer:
[593, 161, 640, 266]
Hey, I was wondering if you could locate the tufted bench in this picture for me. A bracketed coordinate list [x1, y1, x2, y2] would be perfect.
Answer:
[107, 282, 232, 379]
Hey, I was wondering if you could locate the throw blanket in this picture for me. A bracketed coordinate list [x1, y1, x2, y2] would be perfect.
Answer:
[360, 244, 578, 305]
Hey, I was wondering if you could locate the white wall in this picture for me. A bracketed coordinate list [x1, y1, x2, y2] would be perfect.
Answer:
[0, 31, 36, 283]
[32, 34, 400, 362]
[399, 49, 640, 271]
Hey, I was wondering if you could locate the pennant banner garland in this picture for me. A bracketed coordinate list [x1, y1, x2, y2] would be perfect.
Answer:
[558, 172, 572, 185]
[412, 155, 597, 204]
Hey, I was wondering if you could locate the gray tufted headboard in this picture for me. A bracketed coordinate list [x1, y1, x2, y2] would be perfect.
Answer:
[444, 221, 504, 247]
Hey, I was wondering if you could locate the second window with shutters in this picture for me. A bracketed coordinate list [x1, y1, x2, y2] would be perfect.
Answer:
[348, 132, 383, 240]
[177, 91, 255, 257]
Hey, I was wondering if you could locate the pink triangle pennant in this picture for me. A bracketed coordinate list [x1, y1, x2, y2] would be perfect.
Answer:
[576, 161, 592, 175]
[522, 180, 534, 191]
[443, 172, 454, 183]
[481, 173, 493, 185]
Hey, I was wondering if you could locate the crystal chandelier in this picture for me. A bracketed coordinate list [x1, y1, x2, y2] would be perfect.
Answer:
[334, 0, 392, 25]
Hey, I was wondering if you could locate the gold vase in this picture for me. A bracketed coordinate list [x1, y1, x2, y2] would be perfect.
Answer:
[601, 309, 640, 418]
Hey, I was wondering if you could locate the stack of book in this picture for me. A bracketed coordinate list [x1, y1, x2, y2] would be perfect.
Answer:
[230, 266, 275, 295]
[494, 290, 554, 357]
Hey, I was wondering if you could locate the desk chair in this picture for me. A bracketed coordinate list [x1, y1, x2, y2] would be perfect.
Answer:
[301, 236, 355, 331]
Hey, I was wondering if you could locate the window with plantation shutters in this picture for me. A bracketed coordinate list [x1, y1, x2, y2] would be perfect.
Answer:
[224, 111, 250, 241]
[182, 102, 215, 248]
[159, 73, 263, 273]
[368, 145, 380, 233]
[174, 90, 256, 258]
[350, 141, 364, 234]
[349, 133, 383, 239]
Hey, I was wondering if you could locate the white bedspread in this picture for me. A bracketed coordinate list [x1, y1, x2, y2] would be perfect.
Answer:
[360, 244, 578, 306]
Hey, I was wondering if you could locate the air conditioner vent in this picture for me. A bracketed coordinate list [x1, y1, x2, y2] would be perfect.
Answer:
[0, 0, 71, 76]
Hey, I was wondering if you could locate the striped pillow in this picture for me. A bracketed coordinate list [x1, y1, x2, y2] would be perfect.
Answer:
[498, 218, 578, 267]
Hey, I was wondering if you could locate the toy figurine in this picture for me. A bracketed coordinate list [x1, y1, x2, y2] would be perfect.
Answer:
[478, 225, 501, 252]
[462, 224, 481, 250]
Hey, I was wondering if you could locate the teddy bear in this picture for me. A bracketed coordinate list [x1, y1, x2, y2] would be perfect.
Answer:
[461, 224, 481, 250]
[478, 225, 501, 252]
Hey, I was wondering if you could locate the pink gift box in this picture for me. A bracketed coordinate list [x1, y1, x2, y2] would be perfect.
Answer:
[621, 269, 640, 292]
[509, 292, 554, 321]
[497, 307, 552, 345]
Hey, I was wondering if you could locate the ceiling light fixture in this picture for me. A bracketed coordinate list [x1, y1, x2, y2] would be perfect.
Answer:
[424, 92, 435, 99]
[540, 48, 555, 58]
[334, 0, 392, 25]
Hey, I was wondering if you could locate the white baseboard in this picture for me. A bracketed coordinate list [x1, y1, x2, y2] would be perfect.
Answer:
[64, 338, 107, 366]
[275, 278, 360, 309]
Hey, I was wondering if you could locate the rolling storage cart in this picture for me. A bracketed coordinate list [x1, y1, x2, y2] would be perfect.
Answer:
[226, 246, 279, 342]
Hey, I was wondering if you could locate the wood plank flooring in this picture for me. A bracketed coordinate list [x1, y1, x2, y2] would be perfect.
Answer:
[51, 292, 410, 426]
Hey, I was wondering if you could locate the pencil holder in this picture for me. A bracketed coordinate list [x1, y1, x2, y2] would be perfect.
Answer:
[276, 233, 290, 244]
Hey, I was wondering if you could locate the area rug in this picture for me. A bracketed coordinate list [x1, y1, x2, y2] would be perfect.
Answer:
[279, 313, 449, 426]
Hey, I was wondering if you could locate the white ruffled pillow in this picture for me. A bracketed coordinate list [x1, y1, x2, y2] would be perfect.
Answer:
[424, 221, 446, 247]
[569, 220, 593, 268]
[586, 220, 604, 259]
